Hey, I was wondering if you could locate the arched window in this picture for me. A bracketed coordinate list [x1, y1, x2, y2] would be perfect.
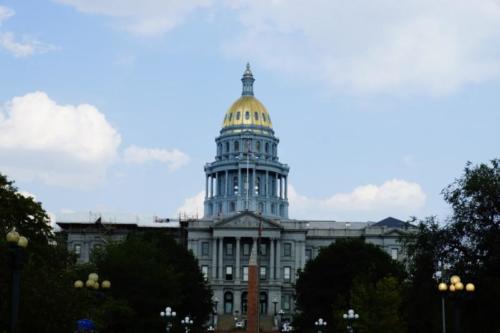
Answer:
[259, 292, 268, 315]
[265, 142, 269, 153]
[234, 141, 240, 152]
[262, 113, 267, 122]
[241, 292, 248, 314]
[229, 113, 233, 121]
[254, 112, 259, 120]
[225, 142, 229, 152]
[224, 292, 234, 314]
[245, 111, 250, 120]
[230, 201, 236, 212]
[256, 141, 261, 152]
[236, 111, 241, 120]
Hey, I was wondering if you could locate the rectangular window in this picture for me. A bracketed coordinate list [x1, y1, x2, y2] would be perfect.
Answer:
[282, 294, 291, 310]
[202, 242, 210, 256]
[74, 244, 81, 255]
[202, 265, 209, 280]
[391, 248, 398, 260]
[243, 243, 250, 256]
[225, 266, 233, 280]
[284, 266, 291, 282]
[226, 243, 233, 256]
[260, 266, 267, 280]
[284, 243, 292, 257]
[243, 266, 249, 281]
[260, 243, 267, 256]
[305, 248, 312, 262]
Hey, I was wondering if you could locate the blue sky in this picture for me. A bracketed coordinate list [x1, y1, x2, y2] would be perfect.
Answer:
[0, 0, 498, 224]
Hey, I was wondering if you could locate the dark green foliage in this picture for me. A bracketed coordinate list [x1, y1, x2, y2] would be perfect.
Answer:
[92, 231, 212, 333]
[351, 276, 406, 333]
[404, 159, 500, 333]
[295, 238, 405, 333]
[0, 173, 86, 333]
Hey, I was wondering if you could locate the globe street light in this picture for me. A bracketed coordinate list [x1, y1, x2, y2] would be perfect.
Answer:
[74, 272, 111, 292]
[314, 318, 327, 333]
[207, 325, 215, 333]
[160, 306, 177, 333]
[6, 227, 29, 333]
[342, 309, 359, 333]
[437, 274, 475, 333]
[181, 315, 194, 333]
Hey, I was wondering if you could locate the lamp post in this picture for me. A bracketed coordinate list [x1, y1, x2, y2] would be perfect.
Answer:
[74, 272, 111, 292]
[6, 227, 29, 333]
[278, 309, 284, 332]
[212, 296, 219, 328]
[160, 306, 177, 333]
[342, 309, 359, 333]
[181, 315, 194, 333]
[437, 274, 475, 333]
[314, 318, 327, 333]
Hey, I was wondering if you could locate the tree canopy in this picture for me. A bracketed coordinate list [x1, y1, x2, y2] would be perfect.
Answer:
[91, 231, 213, 333]
[0, 173, 86, 333]
[295, 238, 405, 332]
[404, 159, 500, 333]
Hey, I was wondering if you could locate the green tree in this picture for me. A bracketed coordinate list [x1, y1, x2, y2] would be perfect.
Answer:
[0, 173, 86, 333]
[92, 231, 212, 333]
[295, 238, 405, 332]
[351, 276, 406, 333]
[442, 159, 500, 332]
[402, 217, 445, 333]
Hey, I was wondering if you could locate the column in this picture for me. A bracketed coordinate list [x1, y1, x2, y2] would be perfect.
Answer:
[210, 174, 214, 198]
[275, 239, 281, 279]
[265, 170, 269, 198]
[218, 237, 224, 280]
[205, 175, 209, 198]
[212, 238, 218, 279]
[192, 239, 198, 258]
[270, 238, 275, 280]
[285, 176, 288, 200]
[235, 237, 241, 280]
[275, 173, 279, 197]
[225, 170, 229, 198]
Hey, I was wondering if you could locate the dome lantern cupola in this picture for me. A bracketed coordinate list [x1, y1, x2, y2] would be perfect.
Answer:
[241, 62, 255, 96]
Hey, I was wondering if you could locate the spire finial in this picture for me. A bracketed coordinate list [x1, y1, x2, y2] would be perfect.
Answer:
[241, 63, 255, 96]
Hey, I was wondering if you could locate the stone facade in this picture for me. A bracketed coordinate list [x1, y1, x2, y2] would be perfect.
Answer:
[56, 65, 416, 325]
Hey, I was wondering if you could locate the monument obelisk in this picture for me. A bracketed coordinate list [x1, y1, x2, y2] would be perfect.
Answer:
[246, 243, 259, 333]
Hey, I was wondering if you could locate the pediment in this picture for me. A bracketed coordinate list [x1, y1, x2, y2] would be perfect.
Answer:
[213, 212, 282, 230]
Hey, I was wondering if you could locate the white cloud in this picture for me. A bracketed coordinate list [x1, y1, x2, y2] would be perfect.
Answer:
[0, 91, 121, 187]
[288, 179, 426, 220]
[0, 5, 57, 57]
[175, 190, 205, 218]
[123, 145, 190, 171]
[0, 6, 15, 24]
[55, 0, 213, 36]
[226, 0, 500, 95]
[0, 32, 57, 57]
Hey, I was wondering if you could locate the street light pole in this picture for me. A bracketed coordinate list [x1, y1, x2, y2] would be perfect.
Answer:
[278, 309, 284, 332]
[160, 306, 177, 333]
[181, 315, 194, 333]
[6, 227, 29, 333]
[437, 274, 475, 333]
[342, 309, 359, 333]
[314, 318, 327, 333]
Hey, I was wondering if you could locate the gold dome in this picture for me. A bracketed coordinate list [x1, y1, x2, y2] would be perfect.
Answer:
[222, 96, 273, 129]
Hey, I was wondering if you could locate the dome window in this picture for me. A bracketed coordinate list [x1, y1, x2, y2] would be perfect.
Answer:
[262, 114, 266, 122]
[225, 142, 229, 152]
[234, 141, 240, 152]
[256, 141, 261, 152]
[265, 142, 269, 153]
[254, 112, 259, 120]
[229, 113, 233, 121]
[245, 111, 250, 120]
[236, 112, 241, 120]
